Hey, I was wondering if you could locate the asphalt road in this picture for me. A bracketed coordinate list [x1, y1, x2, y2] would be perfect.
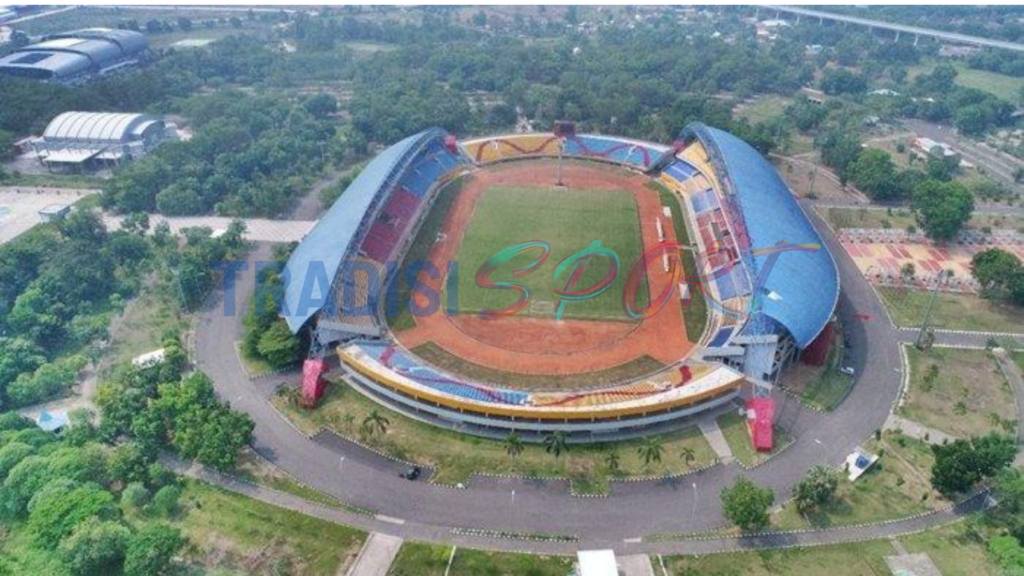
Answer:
[191, 192, 926, 553]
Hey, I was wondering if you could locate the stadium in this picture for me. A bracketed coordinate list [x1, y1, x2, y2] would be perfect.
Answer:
[281, 124, 839, 444]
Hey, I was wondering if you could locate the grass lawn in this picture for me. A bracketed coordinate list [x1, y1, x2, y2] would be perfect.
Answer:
[388, 542, 572, 576]
[907, 61, 1024, 102]
[878, 286, 1024, 333]
[234, 449, 348, 509]
[824, 206, 1024, 233]
[274, 381, 716, 492]
[650, 180, 709, 341]
[734, 95, 792, 125]
[1, 172, 104, 189]
[411, 342, 663, 390]
[901, 347, 1016, 438]
[665, 521, 999, 576]
[900, 521, 1000, 576]
[665, 539, 895, 575]
[716, 411, 791, 468]
[781, 329, 853, 411]
[177, 480, 366, 576]
[101, 274, 189, 373]
[388, 178, 465, 332]
[452, 185, 644, 321]
[772, 431, 945, 530]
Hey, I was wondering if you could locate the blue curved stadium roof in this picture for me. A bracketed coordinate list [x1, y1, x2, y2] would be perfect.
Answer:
[282, 128, 445, 332]
[687, 123, 839, 348]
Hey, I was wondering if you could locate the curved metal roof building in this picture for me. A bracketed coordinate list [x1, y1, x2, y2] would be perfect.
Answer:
[43, 112, 160, 143]
[684, 123, 838, 349]
[0, 28, 147, 81]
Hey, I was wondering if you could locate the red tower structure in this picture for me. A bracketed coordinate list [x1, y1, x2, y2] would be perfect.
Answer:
[300, 358, 330, 409]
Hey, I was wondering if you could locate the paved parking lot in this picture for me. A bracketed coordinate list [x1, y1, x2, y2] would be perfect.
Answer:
[0, 188, 92, 244]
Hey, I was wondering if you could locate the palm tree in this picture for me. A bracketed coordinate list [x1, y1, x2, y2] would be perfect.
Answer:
[637, 436, 663, 467]
[604, 450, 621, 473]
[543, 431, 568, 459]
[361, 410, 390, 438]
[680, 447, 696, 469]
[504, 431, 524, 461]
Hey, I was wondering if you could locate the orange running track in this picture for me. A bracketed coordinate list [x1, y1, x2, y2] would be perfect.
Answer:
[394, 162, 693, 378]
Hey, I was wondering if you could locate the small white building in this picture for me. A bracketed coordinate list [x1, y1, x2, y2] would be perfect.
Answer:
[576, 550, 618, 576]
[132, 348, 166, 368]
[32, 111, 174, 171]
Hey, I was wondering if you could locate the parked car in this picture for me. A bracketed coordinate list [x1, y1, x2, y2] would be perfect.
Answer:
[400, 466, 422, 481]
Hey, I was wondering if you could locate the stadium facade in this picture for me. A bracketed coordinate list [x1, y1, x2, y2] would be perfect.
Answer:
[0, 28, 147, 81]
[32, 111, 172, 170]
[280, 125, 838, 439]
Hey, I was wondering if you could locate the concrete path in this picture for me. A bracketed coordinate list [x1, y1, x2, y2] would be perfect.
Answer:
[346, 532, 404, 576]
[618, 554, 655, 576]
[883, 414, 957, 445]
[991, 348, 1024, 466]
[697, 417, 734, 462]
[102, 214, 315, 243]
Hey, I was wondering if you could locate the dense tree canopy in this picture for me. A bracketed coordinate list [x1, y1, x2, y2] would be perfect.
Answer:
[912, 180, 975, 243]
[720, 476, 774, 531]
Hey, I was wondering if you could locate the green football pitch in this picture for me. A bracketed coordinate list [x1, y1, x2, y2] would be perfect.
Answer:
[449, 186, 645, 322]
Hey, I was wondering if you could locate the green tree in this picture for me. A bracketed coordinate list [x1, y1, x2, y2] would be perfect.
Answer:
[971, 248, 1023, 300]
[123, 524, 183, 576]
[791, 465, 839, 514]
[150, 485, 182, 517]
[912, 179, 974, 242]
[604, 450, 620, 473]
[680, 447, 696, 469]
[931, 433, 1016, 495]
[256, 321, 303, 369]
[58, 518, 130, 576]
[107, 442, 149, 485]
[849, 149, 900, 200]
[28, 482, 117, 549]
[543, 431, 568, 459]
[361, 410, 390, 439]
[503, 431, 524, 461]
[720, 476, 774, 531]
[637, 436, 664, 467]
[120, 482, 150, 510]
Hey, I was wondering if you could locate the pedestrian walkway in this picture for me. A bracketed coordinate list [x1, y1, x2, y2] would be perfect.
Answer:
[697, 417, 734, 462]
[991, 348, 1024, 467]
[345, 532, 403, 576]
[102, 213, 316, 243]
[618, 554, 655, 576]
[883, 414, 957, 445]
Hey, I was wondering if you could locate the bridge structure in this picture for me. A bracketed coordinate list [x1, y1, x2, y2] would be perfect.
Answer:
[762, 5, 1024, 53]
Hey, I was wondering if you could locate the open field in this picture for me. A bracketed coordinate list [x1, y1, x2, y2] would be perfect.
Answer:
[908, 61, 1024, 102]
[877, 286, 1024, 333]
[0, 189, 91, 244]
[176, 481, 365, 576]
[901, 347, 1016, 438]
[452, 185, 644, 321]
[717, 411, 792, 468]
[388, 543, 572, 576]
[274, 381, 716, 492]
[665, 522, 996, 576]
[773, 431, 946, 530]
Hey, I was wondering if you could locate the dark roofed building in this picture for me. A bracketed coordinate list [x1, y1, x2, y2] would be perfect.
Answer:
[0, 28, 147, 81]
